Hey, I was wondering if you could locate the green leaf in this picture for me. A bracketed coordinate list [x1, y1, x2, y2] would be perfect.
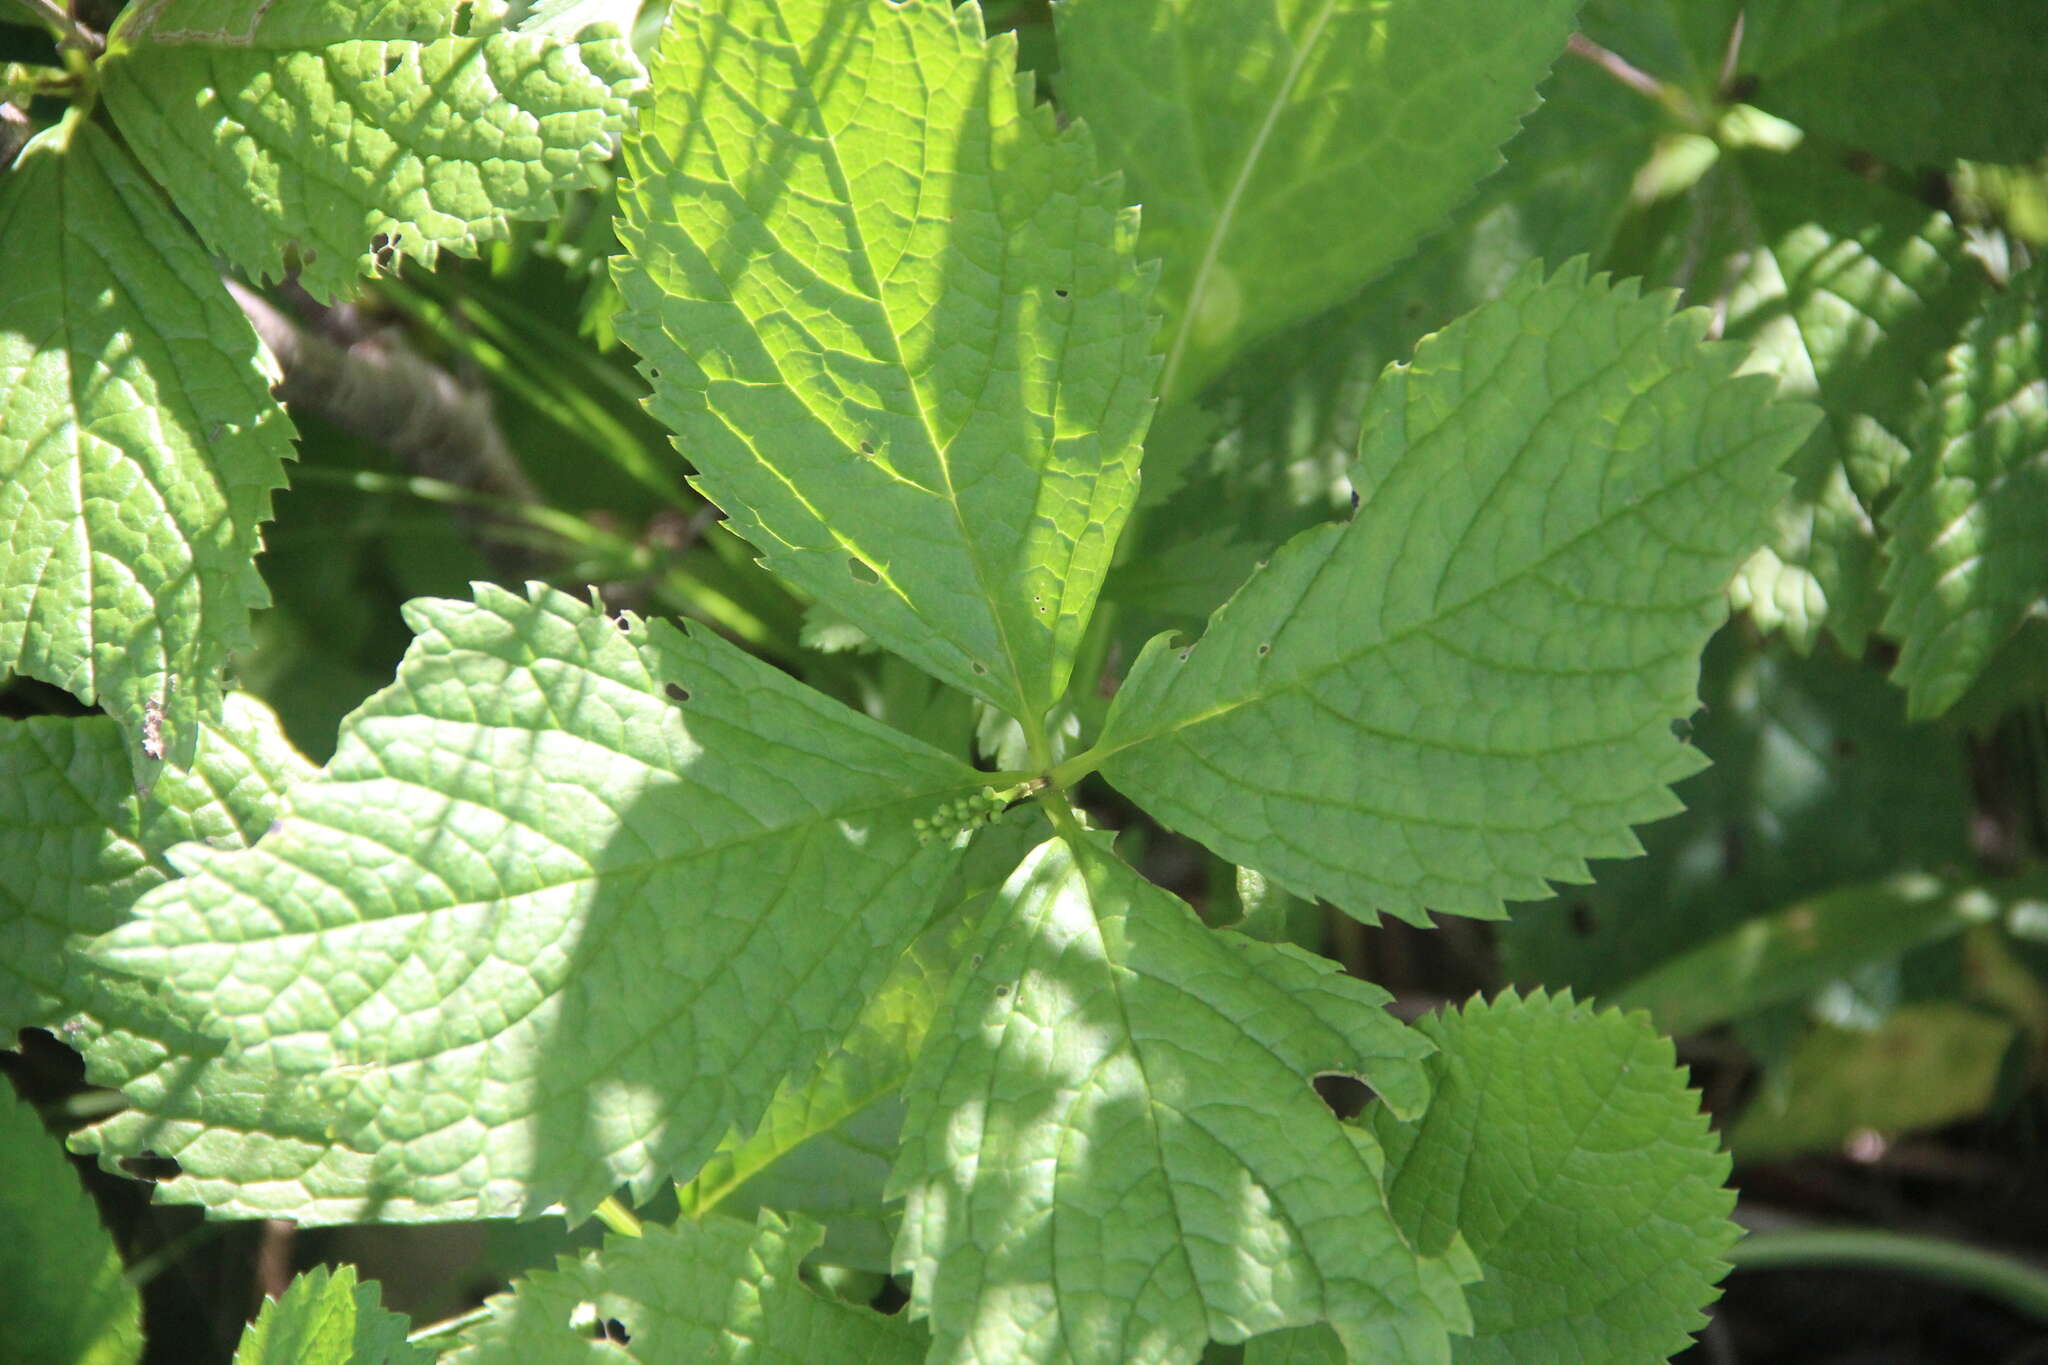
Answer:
[1370, 991, 1737, 1365]
[233, 1265, 426, 1365]
[1114, 46, 1660, 633]
[1883, 257, 2048, 719]
[892, 834, 1468, 1365]
[1243, 1325, 1346, 1365]
[1610, 874, 2032, 1037]
[1730, 1003, 2015, 1160]
[613, 0, 1157, 726]
[1583, 2, 2048, 167]
[1229, 863, 1322, 948]
[87, 582, 982, 1219]
[497, 0, 643, 40]
[69, 973, 423, 1222]
[1498, 628, 1972, 998]
[1094, 262, 1817, 924]
[1937, 619, 2048, 730]
[675, 809, 1047, 1271]
[1704, 152, 1993, 653]
[450, 1210, 925, 1364]
[0, 1088, 143, 1365]
[1054, 0, 1578, 404]
[0, 694, 310, 1036]
[1722, 2, 2048, 167]
[0, 116, 294, 774]
[99, 0, 645, 302]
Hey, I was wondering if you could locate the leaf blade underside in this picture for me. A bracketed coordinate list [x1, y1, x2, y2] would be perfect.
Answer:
[86, 582, 982, 1220]
[0, 694, 310, 1038]
[0, 117, 294, 773]
[675, 808, 1047, 1271]
[451, 1210, 926, 1364]
[891, 834, 1467, 1365]
[100, 0, 646, 302]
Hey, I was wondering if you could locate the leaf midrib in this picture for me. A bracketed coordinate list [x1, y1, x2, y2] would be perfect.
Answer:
[1158, 0, 1341, 404]
[105, 736, 972, 969]
[1091, 359, 1790, 778]
[758, 0, 1043, 724]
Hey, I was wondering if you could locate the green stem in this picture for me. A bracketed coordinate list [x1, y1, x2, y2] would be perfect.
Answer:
[1018, 701, 1055, 777]
[1046, 744, 1107, 792]
[19, 0, 103, 53]
[1565, 33, 1667, 102]
[591, 1195, 644, 1239]
[405, 1304, 494, 1346]
[1038, 787, 1089, 844]
[1731, 1227, 2048, 1322]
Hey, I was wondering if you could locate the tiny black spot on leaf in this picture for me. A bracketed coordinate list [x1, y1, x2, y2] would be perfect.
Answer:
[1054, 287, 1069, 298]
[665, 683, 691, 703]
[859, 440, 875, 455]
[1256, 643, 1270, 656]
[994, 983, 1010, 998]
[602, 1319, 631, 1345]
